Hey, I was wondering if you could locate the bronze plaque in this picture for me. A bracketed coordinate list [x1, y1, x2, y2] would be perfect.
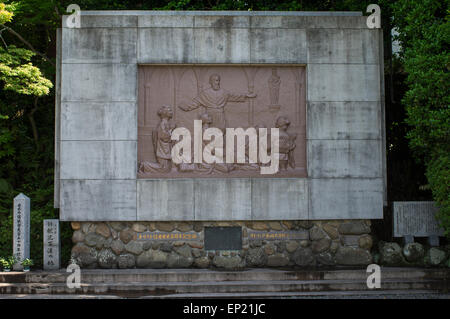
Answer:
[138, 65, 306, 178]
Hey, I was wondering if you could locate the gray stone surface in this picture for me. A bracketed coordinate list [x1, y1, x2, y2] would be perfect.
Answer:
[138, 14, 194, 27]
[194, 28, 250, 63]
[43, 219, 60, 270]
[60, 180, 137, 221]
[62, 27, 137, 64]
[195, 179, 251, 220]
[60, 141, 137, 179]
[393, 202, 445, 237]
[250, 28, 307, 63]
[137, 179, 194, 220]
[309, 178, 383, 219]
[61, 63, 136, 102]
[138, 28, 194, 63]
[54, 28, 62, 208]
[308, 64, 380, 102]
[13, 194, 30, 270]
[251, 179, 308, 220]
[307, 140, 381, 178]
[62, 15, 138, 28]
[307, 29, 379, 64]
[61, 102, 137, 141]
[307, 102, 381, 140]
[57, 11, 385, 221]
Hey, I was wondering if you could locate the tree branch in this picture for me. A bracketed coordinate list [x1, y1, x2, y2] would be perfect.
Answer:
[28, 97, 40, 150]
[0, 23, 56, 67]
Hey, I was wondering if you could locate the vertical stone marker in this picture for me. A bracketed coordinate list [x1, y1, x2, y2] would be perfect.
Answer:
[13, 193, 30, 271]
[43, 219, 60, 270]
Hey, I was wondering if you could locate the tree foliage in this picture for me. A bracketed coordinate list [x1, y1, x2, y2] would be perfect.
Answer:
[0, 46, 53, 96]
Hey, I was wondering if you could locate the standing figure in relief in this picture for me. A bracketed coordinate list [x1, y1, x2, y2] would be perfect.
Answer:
[139, 105, 175, 173]
[268, 68, 281, 107]
[275, 116, 296, 170]
[178, 73, 256, 132]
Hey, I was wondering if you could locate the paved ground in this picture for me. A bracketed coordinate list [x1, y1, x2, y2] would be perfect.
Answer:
[1, 291, 449, 299]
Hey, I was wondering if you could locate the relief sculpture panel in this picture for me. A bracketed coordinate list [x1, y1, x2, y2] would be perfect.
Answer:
[138, 65, 306, 178]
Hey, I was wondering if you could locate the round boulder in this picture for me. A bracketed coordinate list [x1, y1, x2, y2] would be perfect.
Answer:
[246, 247, 268, 267]
[98, 249, 117, 268]
[402, 243, 425, 263]
[117, 253, 136, 269]
[379, 242, 405, 266]
[428, 247, 447, 266]
[292, 247, 315, 266]
[335, 246, 372, 265]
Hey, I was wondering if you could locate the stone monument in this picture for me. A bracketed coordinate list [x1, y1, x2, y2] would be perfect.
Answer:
[393, 201, 444, 246]
[56, 11, 385, 268]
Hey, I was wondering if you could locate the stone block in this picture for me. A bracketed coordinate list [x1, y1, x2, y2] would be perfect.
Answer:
[61, 63, 137, 102]
[138, 15, 194, 27]
[249, 15, 366, 29]
[60, 180, 137, 221]
[194, 28, 250, 63]
[251, 179, 308, 220]
[13, 194, 30, 270]
[307, 29, 379, 64]
[335, 246, 372, 265]
[195, 179, 251, 220]
[393, 202, 445, 237]
[308, 64, 380, 102]
[307, 140, 382, 178]
[138, 28, 194, 63]
[43, 219, 61, 270]
[60, 141, 137, 179]
[61, 102, 137, 141]
[309, 178, 383, 219]
[307, 101, 381, 140]
[137, 179, 194, 220]
[62, 15, 138, 28]
[194, 15, 250, 28]
[62, 27, 137, 63]
[250, 28, 307, 63]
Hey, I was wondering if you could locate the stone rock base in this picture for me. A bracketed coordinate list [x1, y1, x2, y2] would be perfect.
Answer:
[70, 220, 373, 269]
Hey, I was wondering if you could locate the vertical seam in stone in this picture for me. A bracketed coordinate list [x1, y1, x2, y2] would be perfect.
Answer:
[250, 178, 253, 220]
[193, 179, 196, 220]
[193, 16, 196, 63]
